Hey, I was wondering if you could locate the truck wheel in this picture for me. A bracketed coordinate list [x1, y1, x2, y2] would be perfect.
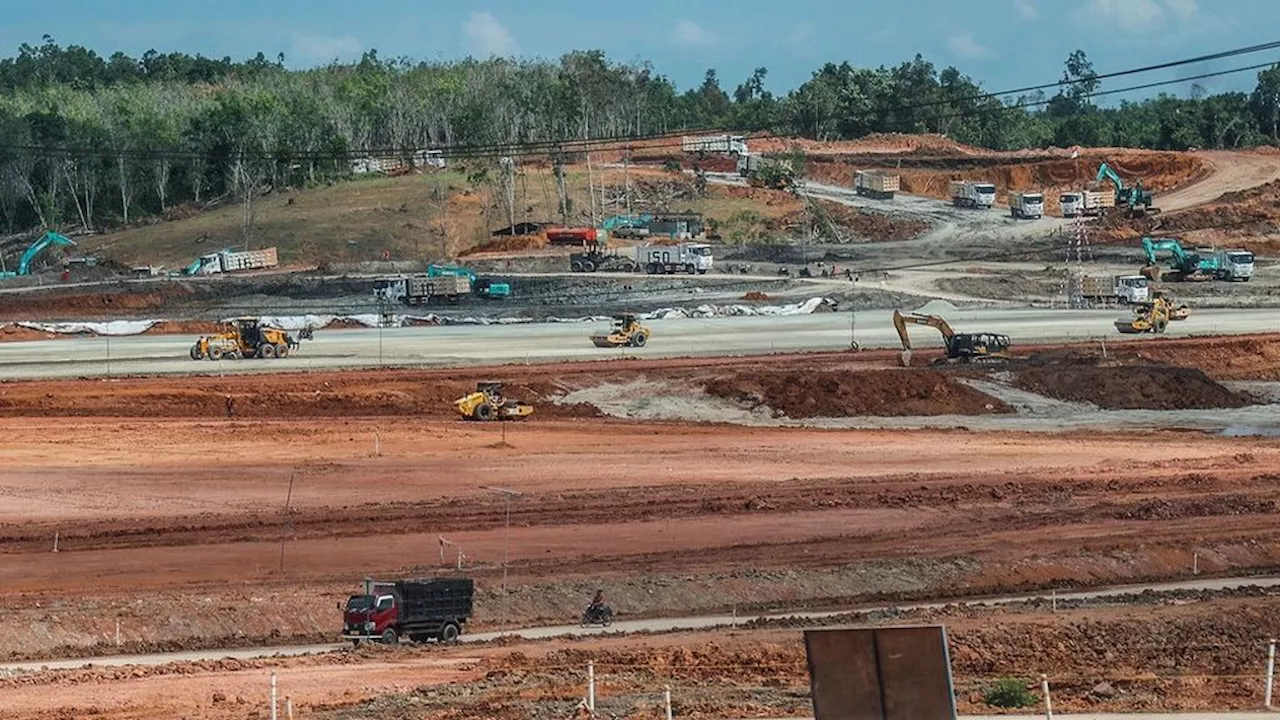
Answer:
[571, 261, 583, 272]
[209, 347, 224, 361]
[274, 344, 289, 358]
[621, 261, 636, 272]
[631, 332, 648, 348]
[685, 264, 695, 275]
[259, 344, 276, 359]
[582, 260, 596, 273]
[646, 263, 658, 275]
[474, 402, 495, 421]
[697, 269, 707, 275]
[440, 623, 460, 643]
[381, 628, 398, 645]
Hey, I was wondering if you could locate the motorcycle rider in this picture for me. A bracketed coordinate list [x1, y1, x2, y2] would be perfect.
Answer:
[589, 588, 605, 613]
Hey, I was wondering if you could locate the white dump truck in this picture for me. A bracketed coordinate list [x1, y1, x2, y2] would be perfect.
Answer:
[184, 247, 279, 275]
[949, 180, 996, 209]
[854, 171, 900, 200]
[1079, 274, 1150, 305]
[1008, 191, 1045, 220]
[682, 134, 748, 156]
[640, 243, 713, 275]
[373, 275, 471, 305]
[1059, 190, 1115, 218]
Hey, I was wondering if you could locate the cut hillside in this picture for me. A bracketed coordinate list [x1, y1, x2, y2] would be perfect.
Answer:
[70, 165, 816, 269]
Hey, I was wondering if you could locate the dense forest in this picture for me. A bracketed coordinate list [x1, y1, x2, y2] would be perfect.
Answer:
[1, 36, 1279, 235]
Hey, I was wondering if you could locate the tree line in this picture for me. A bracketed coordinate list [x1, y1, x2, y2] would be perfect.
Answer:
[1, 36, 1279, 236]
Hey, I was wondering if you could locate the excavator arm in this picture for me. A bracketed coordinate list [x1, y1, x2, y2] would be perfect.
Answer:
[17, 231, 76, 275]
[892, 310, 956, 365]
[1095, 163, 1126, 191]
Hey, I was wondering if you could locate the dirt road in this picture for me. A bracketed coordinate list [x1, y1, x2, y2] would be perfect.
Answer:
[1157, 150, 1280, 212]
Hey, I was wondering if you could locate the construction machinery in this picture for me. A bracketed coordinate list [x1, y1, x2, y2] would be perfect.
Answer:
[182, 247, 279, 275]
[1138, 237, 1253, 282]
[1094, 163, 1158, 216]
[0, 231, 76, 278]
[854, 170, 900, 200]
[892, 310, 1011, 367]
[569, 239, 638, 273]
[189, 317, 310, 360]
[591, 313, 651, 348]
[949, 180, 997, 209]
[453, 382, 534, 421]
[1115, 296, 1174, 334]
[426, 264, 510, 298]
[738, 153, 798, 190]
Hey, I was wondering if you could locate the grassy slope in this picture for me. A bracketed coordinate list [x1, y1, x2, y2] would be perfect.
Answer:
[74, 167, 803, 268]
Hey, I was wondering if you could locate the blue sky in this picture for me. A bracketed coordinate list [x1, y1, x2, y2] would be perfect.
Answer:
[3, 0, 1278, 102]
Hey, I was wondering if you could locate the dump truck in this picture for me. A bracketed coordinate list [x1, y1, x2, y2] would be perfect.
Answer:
[1008, 191, 1045, 219]
[1059, 190, 1115, 218]
[639, 242, 713, 275]
[738, 153, 798, 190]
[454, 382, 534, 421]
[591, 313, 651, 348]
[1205, 248, 1255, 281]
[341, 577, 474, 645]
[854, 171, 900, 199]
[1078, 274, 1150, 305]
[682, 134, 748, 156]
[949, 181, 996, 209]
[183, 247, 278, 275]
[374, 275, 472, 305]
[546, 226, 598, 247]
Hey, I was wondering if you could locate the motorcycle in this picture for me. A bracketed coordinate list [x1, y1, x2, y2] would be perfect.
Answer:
[581, 603, 614, 627]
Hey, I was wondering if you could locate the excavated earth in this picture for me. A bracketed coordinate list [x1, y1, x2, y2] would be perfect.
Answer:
[2, 335, 1280, 718]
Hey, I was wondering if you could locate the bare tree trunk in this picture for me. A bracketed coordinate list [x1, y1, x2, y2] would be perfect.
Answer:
[116, 155, 132, 225]
[154, 159, 171, 211]
[553, 155, 569, 225]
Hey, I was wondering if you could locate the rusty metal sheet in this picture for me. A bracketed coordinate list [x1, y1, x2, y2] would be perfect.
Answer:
[804, 625, 956, 720]
[805, 628, 882, 720]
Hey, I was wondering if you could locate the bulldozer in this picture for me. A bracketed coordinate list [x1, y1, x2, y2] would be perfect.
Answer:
[892, 310, 1011, 367]
[453, 382, 535, 421]
[189, 317, 310, 360]
[1115, 296, 1177, 334]
[591, 313, 651, 348]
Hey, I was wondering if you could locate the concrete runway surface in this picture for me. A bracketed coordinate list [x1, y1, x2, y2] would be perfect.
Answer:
[3, 574, 1276, 673]
[3, 307, 1280, 380]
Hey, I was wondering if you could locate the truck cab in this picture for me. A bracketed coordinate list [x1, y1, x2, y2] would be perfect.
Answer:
[1010, 192, 1044, 219]
[1116, 275, 1149, 303]
[1222, 250, 1254, 281]
[974, 183, 996, 208]
[344, 592, 398, 643]
[1060, 192, 1083, 218]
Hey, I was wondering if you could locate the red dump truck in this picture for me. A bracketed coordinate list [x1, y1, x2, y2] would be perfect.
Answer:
[341, 577, 474, 645]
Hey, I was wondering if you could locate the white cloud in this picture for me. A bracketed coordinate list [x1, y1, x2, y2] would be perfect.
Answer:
[788, 22, 814, 45]
[947, 32, 990, 59]
[671, 19, 719, 45]
[1076, 0, 1198, 33]
[1164, 0, 1199, 22]
[289, 31, 361, 63]
[463, 11, 518, 57]
[1013, 0, 1039, 20]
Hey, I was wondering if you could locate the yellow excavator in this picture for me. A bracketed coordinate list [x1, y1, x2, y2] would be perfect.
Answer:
[591, 313, 651, 348]
[453, 382, 535, 421]
[1115, 296, 1180, 334]
[892, 310, 1012, 367]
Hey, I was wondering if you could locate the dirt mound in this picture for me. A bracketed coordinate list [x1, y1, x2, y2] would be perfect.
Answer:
[1015, 364, 1249, 410]
[0, 284, 196, 321]
[144, 320, 222, 335]
[1094, 178, 1280, 248]
[704, 368, 1011, 418]
[741, 291, 770, 301]
[460, 235, 548, 257]
[1112, 495, 1276, 521]
[779, 201, 930, 242]
[0, 324, 68, 343]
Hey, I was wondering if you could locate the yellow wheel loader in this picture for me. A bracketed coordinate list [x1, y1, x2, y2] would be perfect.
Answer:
[591, 313, 651, 348]
[1115, 297, 1173, 334]
[454, 382, 534, 421]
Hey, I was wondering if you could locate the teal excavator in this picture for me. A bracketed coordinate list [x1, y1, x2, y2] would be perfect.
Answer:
[1096, 163, 1159, 217]
[0, 231, 77, 278]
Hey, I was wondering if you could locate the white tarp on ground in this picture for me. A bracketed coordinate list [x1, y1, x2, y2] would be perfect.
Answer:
[9, 298, 838, 336]
[15, 319, 160, 336]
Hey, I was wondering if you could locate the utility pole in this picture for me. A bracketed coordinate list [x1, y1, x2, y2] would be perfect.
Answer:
[479, 485, 522, 628]
[624, 145, 633, 220]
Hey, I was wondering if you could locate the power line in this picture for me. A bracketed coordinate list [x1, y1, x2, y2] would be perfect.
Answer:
[882, 39, 1280, 114]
